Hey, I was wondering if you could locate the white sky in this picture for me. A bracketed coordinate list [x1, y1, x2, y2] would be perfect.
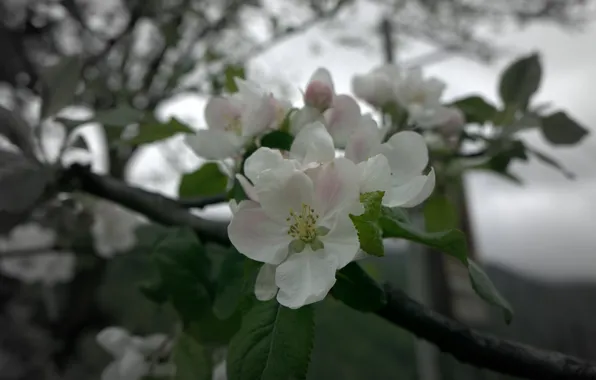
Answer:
[122, 5, 596, 282]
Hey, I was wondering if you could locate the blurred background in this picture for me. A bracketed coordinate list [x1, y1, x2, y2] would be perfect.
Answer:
[0, 0, 596, 379]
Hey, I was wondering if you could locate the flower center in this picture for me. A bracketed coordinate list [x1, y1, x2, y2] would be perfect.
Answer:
[411, 90, 427, 105]
[225, 115, 242, 135]
[287, 203, 319, 242]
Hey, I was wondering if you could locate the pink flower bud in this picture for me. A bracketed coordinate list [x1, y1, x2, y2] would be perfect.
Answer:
[437, 107, 466, 137]
[304, 80, 334, 111]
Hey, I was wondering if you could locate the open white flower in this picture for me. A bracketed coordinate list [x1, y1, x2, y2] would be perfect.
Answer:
[0, 224, 75, 285]
[97, 327, 173, 380]
[395, 67, 447, 128]
[346, 128, 435, 208]
[228, 158, 361, 308]
[352, 64, 401, 107]
[185, 78, 275, 160]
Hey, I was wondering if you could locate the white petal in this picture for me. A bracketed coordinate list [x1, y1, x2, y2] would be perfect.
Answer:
[290, 121, 335, 165]
[358, 154, 392, 194]
[399, 168, 435, 208]
[383, 169, 435, 208]
[424, 78, 446, 100]
[204, 97, 240, 130]
[290, 106, 324, 135]
[307, 67, 335, 92]
[235, 78, 263, 98]
[344, 116, 382, 163]
[255, 263, 278, 301]
[275, 248, 338, 309]
[132, 334, 168, 356]
[97, 327, 132, 358]
[321, 216, 360, 269]
[236, 174, 259, 202]
[101, 362, 123, 380]
[184, 130, 243, 160]
[241, 94, 275, 137]
[381, 131, 429, 183]
[244, 147, 285, 184]
[324, 94, 361, 147]
[257, 170, 314, 223]
[119, 348, 148, 380]
[228, 204, 290, 265]
[229, 200, 239, 215]
[312, 158, 360, 220]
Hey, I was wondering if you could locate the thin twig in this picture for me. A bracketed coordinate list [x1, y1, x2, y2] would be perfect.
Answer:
[178, 194, 227, 208]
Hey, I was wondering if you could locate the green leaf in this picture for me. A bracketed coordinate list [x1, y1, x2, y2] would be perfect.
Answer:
[227, 301, 314, 380]
[450, 96, 497, 124]
[260, 130, 294, 151]
[278, 108, 298, 133]
[213, 250, 246, 319]
[172, 332, 212, 380]
[349, 191, 385, 257]
[486, 140, 527, 173]
[468, 259, 514, 324]
[423, 194, 458, 233]
[128, 117, 194, 145]
[526, 146, 574, 179]
[380, 207, 467, 265]
[0, 151, 52, 213]
[148, 227, 212, 325]
[138, 280, 169, 305]
[332, 262, 386, 312]
[40, 55, 83, 119]
[540, 111, 588, 146]
[498, 53, 542, 111]
[224, 65, 246, 93]
[94, 105, 144, 126]
[0, 105, 35, 158]
[179, 163, 228, 198]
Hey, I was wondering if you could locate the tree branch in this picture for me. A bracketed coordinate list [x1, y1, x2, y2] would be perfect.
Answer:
[56, 164, 596, 379]
[58, 164, 229, 246]
[376, 285, 596, 380]
[178, 194, 227, 208]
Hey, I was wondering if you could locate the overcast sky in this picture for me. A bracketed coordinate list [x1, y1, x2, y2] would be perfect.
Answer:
[121, 4, 596, 282]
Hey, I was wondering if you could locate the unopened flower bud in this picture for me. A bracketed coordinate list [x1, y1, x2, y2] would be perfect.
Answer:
[304, 80, 334, 111]
[437, 107, 466, 138]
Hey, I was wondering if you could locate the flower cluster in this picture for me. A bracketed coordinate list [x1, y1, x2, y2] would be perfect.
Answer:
[184, 67, 437, 309]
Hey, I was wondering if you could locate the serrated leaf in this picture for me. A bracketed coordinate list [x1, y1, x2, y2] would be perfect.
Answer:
[380, 207, 467, 265]
[149, 227, 212, 325]
[224, 65, 246, 93]
[0, 105, 35, 157]
[468, 259, 513, 324]
[227, 301, 314, 380]
[127, 117, 194, 145]
[450, 96, 496, 125]
[332, 262, 386, 312]
[179, 163, 228, 198]
[498, 53, 542, 111]
[0, 151, 52, 213]
[94, 105, 144, 126]
[213, 250, 246, 319]
[526, 146, 574, 179]
[172, 332, 212, 380]
[260, 130, 294, 151]
[349, 191, 385, 257]
[423, 194, 458, 233]
[40, 55, 83, 119]
[540, 111, 588, 146]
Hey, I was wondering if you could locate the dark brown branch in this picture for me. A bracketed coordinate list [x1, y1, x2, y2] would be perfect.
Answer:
[56, 164, 596, 379]
[376, 286, 596, 380]
[58, 164, 229, 246]
[178, 194, 227, 208]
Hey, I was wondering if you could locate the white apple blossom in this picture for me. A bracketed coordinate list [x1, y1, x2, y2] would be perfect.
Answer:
[89, 198, 145, 258]
[394, 67, 447, 128]
[0, 224, 75, 285]
[228, 157, 362, 309]
[351, 64, 401, 108]
[185, 78, 276, 160]
[97, 327, 174, 380]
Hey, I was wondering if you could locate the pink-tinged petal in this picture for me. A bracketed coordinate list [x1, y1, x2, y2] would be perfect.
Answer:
[312, 157, 360, 219]
[344, 115, 382, 163]
[380, 131, 429, 183]
[255, 263, 278, 301]
[358, 154, 392, 194]
[290, 121, 335, 165]
[184, 130, 243, 160]
[399, 168, 435, 208]
[244, 147, 286, 184]
[228, 205, 290, 265]
[307, 67, 335, 92]
[321, 215, 360, 269]
[204, 97, 240, 131]
[275, 248, 338, 309]
[324, 94, 361, 147]
[257, 170, 314, 223]
[305, 68, 334, 110]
